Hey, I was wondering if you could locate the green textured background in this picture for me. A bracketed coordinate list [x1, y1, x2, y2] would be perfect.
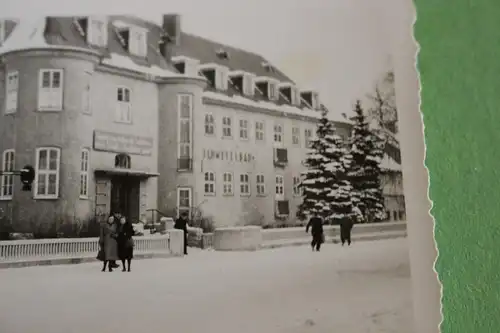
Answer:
[415, 1, 500, 332]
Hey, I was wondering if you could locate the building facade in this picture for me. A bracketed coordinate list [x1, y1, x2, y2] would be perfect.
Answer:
[0, 15, 400, 231]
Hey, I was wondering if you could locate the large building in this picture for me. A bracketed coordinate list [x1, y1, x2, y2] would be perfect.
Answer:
[0, 15, 401, 231]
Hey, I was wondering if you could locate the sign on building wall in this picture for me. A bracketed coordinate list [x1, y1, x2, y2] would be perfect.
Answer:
[93, 130, 154, 156]
[202, 148, 255, 163]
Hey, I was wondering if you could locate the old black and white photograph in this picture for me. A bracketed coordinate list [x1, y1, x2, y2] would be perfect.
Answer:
[0, 0, 432, 332]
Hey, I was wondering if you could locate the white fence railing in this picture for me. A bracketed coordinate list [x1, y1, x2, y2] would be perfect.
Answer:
[0, 235, 171, 263]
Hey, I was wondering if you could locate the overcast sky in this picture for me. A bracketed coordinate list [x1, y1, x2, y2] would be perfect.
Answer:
[2, 0, 405, 117]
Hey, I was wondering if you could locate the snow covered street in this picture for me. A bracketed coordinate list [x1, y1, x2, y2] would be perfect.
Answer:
[0, 238, 414, 333]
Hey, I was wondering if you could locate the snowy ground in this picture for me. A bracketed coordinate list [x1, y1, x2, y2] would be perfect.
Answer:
[0, 238, 414, 333]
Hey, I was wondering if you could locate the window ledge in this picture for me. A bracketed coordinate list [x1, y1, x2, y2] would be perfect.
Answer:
[256, 194, 267, 197]
[0, 196, 13, 201]
[79, 195, 89, 200]
[37, 109, 63, 113]
[34, 195, 59, 200]
[222, 193, 234, 197]
[204, 193, 216, 197]
[240, 194, 251, 197]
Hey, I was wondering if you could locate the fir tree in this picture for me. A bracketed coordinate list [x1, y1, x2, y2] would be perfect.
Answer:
[324, 132, 355, 224]
[347, 100, 385, 222]
[296, 107, 336, 221]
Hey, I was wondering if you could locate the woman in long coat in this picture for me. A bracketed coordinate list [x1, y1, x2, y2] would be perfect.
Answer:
[99, 216, 119, 272]
[117, 216, 135, 272]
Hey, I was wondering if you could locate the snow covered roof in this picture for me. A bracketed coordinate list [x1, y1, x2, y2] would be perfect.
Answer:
[0, 17, 99, 56]
[101, 53, 182, 78]
[203, 91, 348, 123]
[0, 15, 350, 123]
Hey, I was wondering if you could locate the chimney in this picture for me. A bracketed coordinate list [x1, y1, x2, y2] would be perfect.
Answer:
[162, 14, 181, 46]
[159, 14, 181, 63]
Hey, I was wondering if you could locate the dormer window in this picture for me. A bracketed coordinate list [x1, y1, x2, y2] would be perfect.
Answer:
[300, 90, 320, 109]
[278, 83, 301, 106]
[228, 71, 255, 97]
[172, 56, 200, 76]
[255, 77, 279, 101]
[199, 64, 229, 91]
[113, 21, 148, 57]
[83, 16, 108, 47]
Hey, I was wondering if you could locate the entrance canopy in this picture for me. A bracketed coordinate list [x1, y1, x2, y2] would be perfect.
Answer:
[94, 168, 159, 178]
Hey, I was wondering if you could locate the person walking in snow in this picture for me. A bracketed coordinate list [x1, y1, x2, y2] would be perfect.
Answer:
[339, 217, 354, 246]
[340, 207, 362, 246]
[306, 213, 324, 252]
[174, 211, 189, 255]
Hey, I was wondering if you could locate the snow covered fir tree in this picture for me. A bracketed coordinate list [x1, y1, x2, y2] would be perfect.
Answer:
[296, 107, 336, 220]
[324, 132, 355, 224]
[347, 100, 386, 223]
[297, 106, 355, 224]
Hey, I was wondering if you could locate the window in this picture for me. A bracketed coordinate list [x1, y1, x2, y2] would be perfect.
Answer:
[80, 149, 90, 198]
[204, 172, 215, 195]
[82, 71, 92, 114]
[88, 17, 108, 47]
[243, 73, 255, 96]
[222, 172, 234, 196]
[38, 69, 64, 111]
[5, 71, 19, 114]
[115, 153, 131, 169]
[200, 66, 228, 91]
[129, 29, 147, 57]
[0, 149, 15, 199]
[222, 116, 232, 138]
[292, 127, 300, 145]
[178, 94, 193, 170]
[116, 87, 132, 123]
[256, 174, 266, 196]
[34, 147, 60, 199]
[275, 175, 284, 198]
[239, 119, 249, 140]
[273, 123, 283, 143]
[204, 114, 215, 135]
[240, 173, 250, 196]
[255, 121, 265, 141]
[177, 187, 192, 217]
[268, 81, 278, 101]
[172, 57, 200, 76]
[304, 129, 313, 148]
[293, 176, 301, 196]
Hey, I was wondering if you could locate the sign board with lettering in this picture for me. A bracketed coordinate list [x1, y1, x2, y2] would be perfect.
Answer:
[202, 148, 255, 163]
[93, 130, 154, 156]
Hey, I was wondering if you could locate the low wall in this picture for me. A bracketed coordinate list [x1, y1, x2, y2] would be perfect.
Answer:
[0, 229, 185, 268]
[206, 222, 407, 251]
[261, 221, 406, 242]
[213, 226, 262, 251]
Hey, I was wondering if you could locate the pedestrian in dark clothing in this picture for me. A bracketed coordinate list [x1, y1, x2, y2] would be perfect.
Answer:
[99, 216, 119, 272]
[108, 212, 123, 269]
[174, 212, 189, 255]
[340, 218, 354, 246]
[117, 216, 135, 272]
[306, 214, 324, 252]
